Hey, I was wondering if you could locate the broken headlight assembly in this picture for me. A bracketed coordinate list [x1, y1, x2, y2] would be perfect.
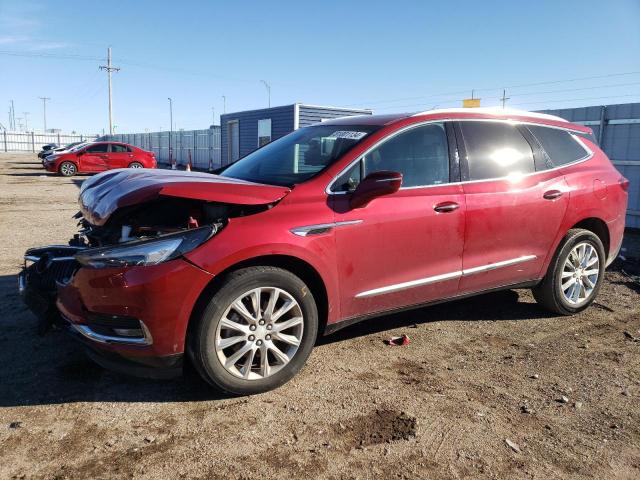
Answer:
[75, 225, 217, 269]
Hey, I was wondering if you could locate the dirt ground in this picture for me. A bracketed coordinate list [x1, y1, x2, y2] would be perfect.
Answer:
[0, 152, 639, 480]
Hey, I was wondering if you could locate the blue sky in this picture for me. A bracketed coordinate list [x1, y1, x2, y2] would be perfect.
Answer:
[1, 0, 639, 134]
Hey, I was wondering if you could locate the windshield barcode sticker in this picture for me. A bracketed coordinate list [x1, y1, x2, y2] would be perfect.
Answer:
[327, 131, 368, 140]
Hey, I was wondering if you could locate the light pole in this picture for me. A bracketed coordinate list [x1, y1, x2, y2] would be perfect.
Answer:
[260, 80, 271, 108]
[222, 95, 226, 114]
[168, 97, 173, 167]
[211, 106, 215, 125]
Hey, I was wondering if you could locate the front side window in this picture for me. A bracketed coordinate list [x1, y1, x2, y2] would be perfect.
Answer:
[331, 123, 450, 192]
[86, 144, 109, 153]
[459, 121, 535, 181]
[527, 125, 589, 167]
[221, 125, 378, 187]
[258, 119, 272, 147]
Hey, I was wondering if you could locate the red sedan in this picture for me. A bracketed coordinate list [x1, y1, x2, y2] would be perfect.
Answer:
[43, 141, 156, 176]
[22, 108, 628, 395]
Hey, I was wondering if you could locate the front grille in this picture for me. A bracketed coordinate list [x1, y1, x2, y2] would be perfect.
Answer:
[25, 258, 80, 292]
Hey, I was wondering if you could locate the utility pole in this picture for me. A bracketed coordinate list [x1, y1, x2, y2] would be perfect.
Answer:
[16, 117, 23, 132]
[222, 95, 226, 114]
[10, 100, 15, 130]
[23, 112, 30, 131]
[500, 89, 510, 108]
[99, 47, 120, 135]
[168, 97, 173, 166]
[38, 96, 50, 132]
[260, 80, 271, 108]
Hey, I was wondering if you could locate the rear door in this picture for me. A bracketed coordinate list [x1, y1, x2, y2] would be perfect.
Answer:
[108, 143, 132, 168]
[81, 143, 109, 172]
[456, 120, 570, 293]
[331, 122, 466, 319]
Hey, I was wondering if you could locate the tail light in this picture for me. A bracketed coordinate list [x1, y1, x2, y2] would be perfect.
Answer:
[619, 176, 630, 192]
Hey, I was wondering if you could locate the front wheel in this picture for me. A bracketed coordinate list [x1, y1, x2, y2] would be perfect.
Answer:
[188, 266, 318, 395]
[532, 228, 606, 315]
[59, 161, 77, 177]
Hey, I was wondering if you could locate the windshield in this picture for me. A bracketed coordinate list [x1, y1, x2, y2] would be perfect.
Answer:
[69, 143, 89, 152]
[220, 124, 379, 186]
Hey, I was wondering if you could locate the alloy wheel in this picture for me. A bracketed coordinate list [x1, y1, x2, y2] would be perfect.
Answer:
[560, 241, 600, 306]
[215, 287, 304, 380]
[60, 163, 76, 176]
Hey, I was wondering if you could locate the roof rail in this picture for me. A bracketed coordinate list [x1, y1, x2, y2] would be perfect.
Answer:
[411, 107, 568, 123]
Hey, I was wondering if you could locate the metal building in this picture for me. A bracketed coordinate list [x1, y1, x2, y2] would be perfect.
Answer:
[540, 103, 640, 229]
[220, 103, 371, 166]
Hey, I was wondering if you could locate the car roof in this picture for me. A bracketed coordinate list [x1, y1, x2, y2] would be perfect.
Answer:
[318, 107, 590, 132]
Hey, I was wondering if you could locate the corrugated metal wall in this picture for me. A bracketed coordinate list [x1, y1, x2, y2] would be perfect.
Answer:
[102, 127, 221, 169]
[540, 103, 640, 229]
[1, 132, 98, 152]
[297, 104, 372, 127]
[220, 105, 295, 165]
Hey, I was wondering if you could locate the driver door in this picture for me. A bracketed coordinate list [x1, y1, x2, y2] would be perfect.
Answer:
[81, 143, 110, 172]
[330, 122, 466, 320]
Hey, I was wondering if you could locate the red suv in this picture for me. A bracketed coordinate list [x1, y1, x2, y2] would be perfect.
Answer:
[21, 108, 628, 394]
[43, 141, 156, 176]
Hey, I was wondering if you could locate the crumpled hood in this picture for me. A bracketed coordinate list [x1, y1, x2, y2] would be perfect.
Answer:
[78, 168, 291, 226]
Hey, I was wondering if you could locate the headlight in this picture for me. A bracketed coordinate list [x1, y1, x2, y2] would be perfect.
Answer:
[75, 225, 215, 269]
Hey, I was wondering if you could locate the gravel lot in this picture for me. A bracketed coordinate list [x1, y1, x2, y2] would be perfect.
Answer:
[1, 152, 639, 479]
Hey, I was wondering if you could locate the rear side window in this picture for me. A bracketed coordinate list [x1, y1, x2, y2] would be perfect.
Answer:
[459, 121, 535, 181]
[527, 125, 589, 167]
[111, 144, 130, 153]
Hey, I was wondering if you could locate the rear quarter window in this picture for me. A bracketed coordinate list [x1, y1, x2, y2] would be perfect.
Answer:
[527, 125, 589, 167]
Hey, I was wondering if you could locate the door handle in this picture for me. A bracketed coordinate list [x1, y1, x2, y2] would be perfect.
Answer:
[434, 201, 460, 213]
[543, 190, 564, 200]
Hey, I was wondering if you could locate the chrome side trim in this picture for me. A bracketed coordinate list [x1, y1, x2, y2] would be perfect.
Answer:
[290, 220, 363, 237]
[355, 271, 462, 298]
[462, 255, 537, 276]
[354, 255, 537, 299]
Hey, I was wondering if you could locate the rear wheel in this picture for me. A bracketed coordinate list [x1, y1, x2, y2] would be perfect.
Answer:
[59, 161, 77, 177]
[532, 228, 605, 315]
[188, 266, 318, 395]
[128, 161, 143, 169]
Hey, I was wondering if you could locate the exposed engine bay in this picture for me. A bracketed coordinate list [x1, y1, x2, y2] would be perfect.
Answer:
[20, 168, 289, 333]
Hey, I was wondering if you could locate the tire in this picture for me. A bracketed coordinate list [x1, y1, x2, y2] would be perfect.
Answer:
[59, 161, 77, 177]
[532, 228, 606, 315]
[128, 162, 143, 169]
[188, 266, 318, 395]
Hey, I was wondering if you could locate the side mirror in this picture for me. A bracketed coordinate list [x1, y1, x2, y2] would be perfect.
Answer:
[349, 170, 402, 209]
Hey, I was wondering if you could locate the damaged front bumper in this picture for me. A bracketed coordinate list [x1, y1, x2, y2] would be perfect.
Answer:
[19, 245, 84, 334]
[19, 244, 214, 379]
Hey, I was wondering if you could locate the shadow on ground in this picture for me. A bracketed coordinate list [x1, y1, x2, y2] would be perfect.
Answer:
[0, 270, 553, 408]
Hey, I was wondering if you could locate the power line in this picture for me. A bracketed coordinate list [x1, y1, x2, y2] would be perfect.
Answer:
[343, 71, 640, 108]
